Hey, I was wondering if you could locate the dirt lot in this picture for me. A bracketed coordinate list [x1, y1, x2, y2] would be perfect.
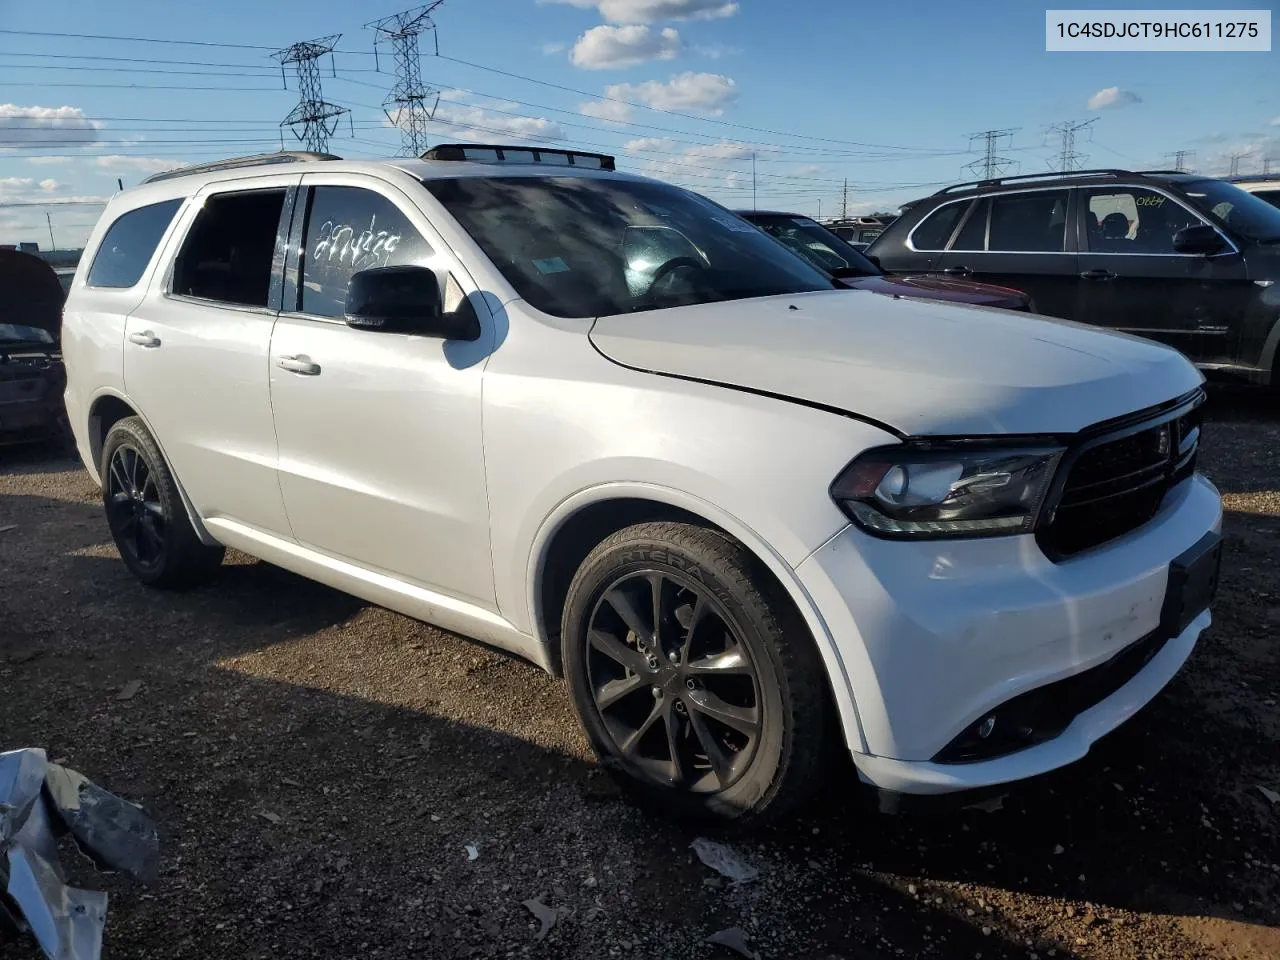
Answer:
[1, 389, 1278, 960]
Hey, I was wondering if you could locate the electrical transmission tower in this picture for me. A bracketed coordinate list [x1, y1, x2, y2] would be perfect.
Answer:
[1265, 156, 1275, 176]
[1164, 149, 1195, 172]
[1045, 118, 1096, 172]
[965, 128, 1018, 179]
[367, 3, 445, 157]
[1227, 150, 1253, 176]
[272, 35, 349, 154]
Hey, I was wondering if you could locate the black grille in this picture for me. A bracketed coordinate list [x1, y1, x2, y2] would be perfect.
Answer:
[1040, 397, 1203, 558]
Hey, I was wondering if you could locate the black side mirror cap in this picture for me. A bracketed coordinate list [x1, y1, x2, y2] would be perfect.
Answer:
[344, 265, 481, 341]
[1172, 224, 1228, 256]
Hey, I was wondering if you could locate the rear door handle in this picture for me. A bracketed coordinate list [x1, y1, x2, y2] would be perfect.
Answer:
[1080, 269, 1117, 281]
[278, 355, 321, 376]
[128, 331, 161, 348]
[942, 266, 972, 277]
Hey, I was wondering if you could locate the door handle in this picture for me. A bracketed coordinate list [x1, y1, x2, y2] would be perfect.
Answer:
[1080, 269, 1117, 281]
[942, 266, 972, 277]
[278, 355, 321, 376]
[128, 331, 161, 348]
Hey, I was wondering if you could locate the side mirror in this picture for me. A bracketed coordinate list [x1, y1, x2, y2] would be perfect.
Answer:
[1172, 224, 1227, 256]
[344, 265, 480, 341]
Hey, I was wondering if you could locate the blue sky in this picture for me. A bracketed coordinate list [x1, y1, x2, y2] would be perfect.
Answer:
[0, 0, 1276, 247]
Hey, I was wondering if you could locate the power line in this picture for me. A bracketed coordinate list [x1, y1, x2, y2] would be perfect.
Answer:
[367, 3, 444, 157]
[273, 35, 350, 153]
[965, 128, 1018, 179]
[1045, 118, 1096, 172]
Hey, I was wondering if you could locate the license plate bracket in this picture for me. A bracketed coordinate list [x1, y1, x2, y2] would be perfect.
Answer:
[1160, 531, 1223, 637]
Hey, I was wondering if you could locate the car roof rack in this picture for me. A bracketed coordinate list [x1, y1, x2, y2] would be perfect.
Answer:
[141, 151, 341, 184]
[932, 168, 1190, 196]
[421, 143, 616, 171]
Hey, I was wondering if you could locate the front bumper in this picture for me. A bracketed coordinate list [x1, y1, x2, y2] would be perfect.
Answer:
[795, 473, 1222, 794]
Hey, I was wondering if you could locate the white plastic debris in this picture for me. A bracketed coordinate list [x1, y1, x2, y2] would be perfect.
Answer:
[706, 926, 761, 959]
[1257, 785, 1280, 805]
[690, 837, 759, 885]
[464, 843, 479, 861]
[522, 897, 557, 940]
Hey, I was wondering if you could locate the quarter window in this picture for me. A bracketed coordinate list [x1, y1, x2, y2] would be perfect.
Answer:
[910, 201, 967, 251]
[172, 189, 286, 307]
[1084, 187, 1202, 254]
[988, 190, 1069, 252]
[297, 186, 433, 319]
[86, 198, 183, 289]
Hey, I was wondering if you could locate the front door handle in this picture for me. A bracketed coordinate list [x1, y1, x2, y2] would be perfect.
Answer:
[942, 266, 972, 277]
[128, 331, 161, 348]
[1080, 269, 1117, 281]
[278, 355, 321, 376]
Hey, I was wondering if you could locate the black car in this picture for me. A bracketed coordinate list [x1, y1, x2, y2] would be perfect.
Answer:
[868, 169, 1280, 389]
[0, 250, 68, 447]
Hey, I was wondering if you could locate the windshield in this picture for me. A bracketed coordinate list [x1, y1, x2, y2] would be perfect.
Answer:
[1180, 178, 1280, 243]
[0, 323, 55, 346]
[743, 214, 881, 279]
[423, 176, 833, 318]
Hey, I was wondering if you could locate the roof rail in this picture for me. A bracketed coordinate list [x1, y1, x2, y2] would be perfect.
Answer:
[932, 168, 1192, 196]
[421, 143, 616, 171]
[141, 151, 341, 184]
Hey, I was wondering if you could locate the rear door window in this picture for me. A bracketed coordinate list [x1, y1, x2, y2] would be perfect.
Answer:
[988, 190, 1070, 252]
[86, 198, 183, 288]
[909, 201, 968, 250]
[171, 189, 286, 308]
[951, 199, 989, 251]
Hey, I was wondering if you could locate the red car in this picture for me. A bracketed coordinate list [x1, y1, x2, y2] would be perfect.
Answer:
[737, 210, 1033, 311]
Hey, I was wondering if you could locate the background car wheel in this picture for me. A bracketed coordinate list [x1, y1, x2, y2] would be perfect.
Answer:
[100, 416, 224, 589]
[561, 521, 832, 827]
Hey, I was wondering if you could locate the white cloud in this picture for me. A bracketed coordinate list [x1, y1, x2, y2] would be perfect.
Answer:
[544, 0, 738, 25]
[24, 156, 72, 165]
[422, 104, 567, 143]
[683, 140, 756, 161]
[38, 178, 59, 191]
[94, 155, 178, 174]
[693, 42, 741, 59]
[1088, 86, 1142, 110]
[580, 99, 633, 123]
[0, 104, 103, 149]
[792, 164, 823, 176]
[623, 137, 677, 153]
[570, 25, 682, 70]
[602, 72, 737, 115]
[1271, 116, 1280, 126]
[541, 41, 567, 55]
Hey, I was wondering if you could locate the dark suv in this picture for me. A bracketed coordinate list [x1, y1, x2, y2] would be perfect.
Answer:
[869, 169, 1280, 388]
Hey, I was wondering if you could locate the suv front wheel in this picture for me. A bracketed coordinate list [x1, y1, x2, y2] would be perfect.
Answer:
[561, 521, 831, 826]
[101, 416, 225, 589]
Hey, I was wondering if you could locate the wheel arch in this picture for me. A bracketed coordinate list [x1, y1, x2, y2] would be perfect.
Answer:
[86, 390, 221, 547]
[528, 483, 868, 754]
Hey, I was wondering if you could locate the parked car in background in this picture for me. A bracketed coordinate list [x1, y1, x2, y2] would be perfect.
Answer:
[55, 267, 76, 297]
[827, 216, 893, 248]
[0, 250, 68, 447]
[64, 147, 1220, 827]
[1229, 174, 1280, 209]
[869, 169, 1280, 389]
[738, 210, 1033, 311]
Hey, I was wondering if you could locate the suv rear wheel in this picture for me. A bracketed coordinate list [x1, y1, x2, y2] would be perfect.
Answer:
[101, 416, 224, 589]
[561, 521, 831, 826]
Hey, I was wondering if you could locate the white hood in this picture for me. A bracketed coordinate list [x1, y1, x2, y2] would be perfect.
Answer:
[588, 290, 1203, 436]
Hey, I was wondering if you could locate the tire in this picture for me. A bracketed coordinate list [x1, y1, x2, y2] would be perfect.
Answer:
[561, 521, 832, 827]
[100, 416, 224, 589]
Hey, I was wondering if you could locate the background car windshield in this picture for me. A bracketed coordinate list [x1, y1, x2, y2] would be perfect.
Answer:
[1182, 179, 1280, 242]
[0, 323, 54, 345]
[747, 215, 880, 279]
[424, 176, 832, 318]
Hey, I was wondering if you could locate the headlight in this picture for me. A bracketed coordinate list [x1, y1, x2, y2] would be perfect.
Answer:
[830, 445, 1065, 539]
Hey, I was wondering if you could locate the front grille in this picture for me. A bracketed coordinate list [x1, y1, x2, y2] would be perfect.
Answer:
[1039, 394, 1203, 558]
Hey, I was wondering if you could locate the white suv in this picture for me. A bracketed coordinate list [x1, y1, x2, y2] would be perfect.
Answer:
[62, 146, 1223, 825]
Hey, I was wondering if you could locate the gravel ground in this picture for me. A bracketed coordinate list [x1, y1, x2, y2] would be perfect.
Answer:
[1, 388, 1277, 960]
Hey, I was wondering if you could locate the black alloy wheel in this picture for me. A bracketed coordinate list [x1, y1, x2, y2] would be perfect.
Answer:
[100, 416, 225, 589]
[105, 443, 167, 572]
[562, 521, 831, 826]
[586, 569, 762, 794]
